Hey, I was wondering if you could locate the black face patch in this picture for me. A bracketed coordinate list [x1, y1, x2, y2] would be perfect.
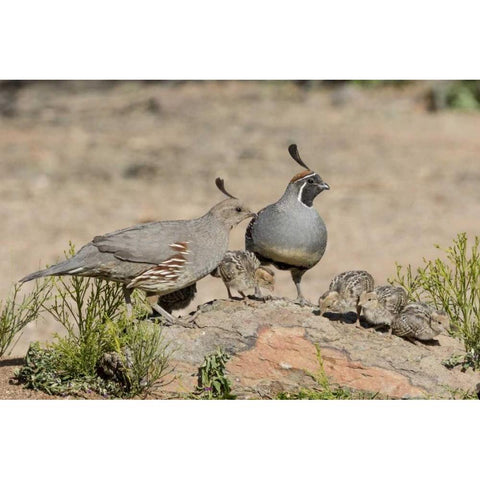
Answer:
[298, 174, 323, 207]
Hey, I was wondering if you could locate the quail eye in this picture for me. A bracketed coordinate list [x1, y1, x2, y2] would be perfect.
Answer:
[235, 207, 242, 212]
[307, 178, 314, 184]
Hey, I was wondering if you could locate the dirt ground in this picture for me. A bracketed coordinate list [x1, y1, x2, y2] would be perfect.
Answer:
[1, 81, 480, 398]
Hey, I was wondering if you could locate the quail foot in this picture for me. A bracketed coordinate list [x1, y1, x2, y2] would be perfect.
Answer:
[20, 178, 255, 326]
[246, 144, 329, 306]
[358, 285, 408, 330]
[211, 250, 275, 300]
[318, 270, 374, 327]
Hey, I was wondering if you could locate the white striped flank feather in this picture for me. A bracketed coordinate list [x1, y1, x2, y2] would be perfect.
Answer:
[127, 241, 190, 291]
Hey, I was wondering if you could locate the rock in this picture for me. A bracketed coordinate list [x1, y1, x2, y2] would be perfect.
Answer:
[155, 299, 478, 399]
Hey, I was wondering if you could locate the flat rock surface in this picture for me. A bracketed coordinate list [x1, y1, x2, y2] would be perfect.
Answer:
[159, 299, 479, 399]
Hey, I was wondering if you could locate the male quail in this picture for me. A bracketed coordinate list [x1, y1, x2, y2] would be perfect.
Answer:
[358, 285, 408, 329]
[211, 250, 275, 299]
[391, 302, 447, 342]
[318, 270, 374, 326]
[245, 144, 330, 305]
[20, 178, 254, 325]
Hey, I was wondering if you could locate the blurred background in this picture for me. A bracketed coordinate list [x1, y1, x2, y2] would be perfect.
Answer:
[1, 80, 480, 355]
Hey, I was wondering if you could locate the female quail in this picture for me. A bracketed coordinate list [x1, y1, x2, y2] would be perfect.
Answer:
[212, 250, 275, 299]
[245, 144, 330, 305]
[358, 285, 408, 328]
[20, 178, 254, 325]
[392, 302, 447, 342]
[318, 270, 374, 326]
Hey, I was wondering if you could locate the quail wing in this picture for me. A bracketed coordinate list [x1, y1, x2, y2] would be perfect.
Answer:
[93, 220, 193, 264]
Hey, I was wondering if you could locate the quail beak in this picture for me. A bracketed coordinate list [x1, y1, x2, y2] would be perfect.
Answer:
[319, 181, 330, 191]
[240, 211, 256, 223]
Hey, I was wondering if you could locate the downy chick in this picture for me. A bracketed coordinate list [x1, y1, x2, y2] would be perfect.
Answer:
[318, 270, 375, 326]
[212, 250, 275, 299]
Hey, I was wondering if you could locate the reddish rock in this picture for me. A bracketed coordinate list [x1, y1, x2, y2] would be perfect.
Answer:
[159, 298, 479, 399]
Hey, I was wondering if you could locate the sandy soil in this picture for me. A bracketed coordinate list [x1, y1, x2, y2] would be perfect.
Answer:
[1, 81, 480, 398]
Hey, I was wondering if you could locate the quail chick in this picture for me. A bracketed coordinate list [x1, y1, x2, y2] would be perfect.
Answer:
[245, 144, 329, 306]
[392, 302, 447, 342]
[212, 250, 275, 299]
[153, 283, 197, 317]
[20, 178, 254, 326]
[359, 285, 408, 329]
[97, 349, 133, 389]
[318, 270, 374, 326]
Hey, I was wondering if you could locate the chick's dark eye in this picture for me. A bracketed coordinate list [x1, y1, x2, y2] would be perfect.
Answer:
[307, 178, 314, 184]
[235, 207, 242, 212]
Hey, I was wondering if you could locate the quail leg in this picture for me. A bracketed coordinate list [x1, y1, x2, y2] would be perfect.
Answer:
[354, 303, 362, 329]
[291, 269, 313, 307]
[123, 286, 134, 317]
[151, 303, 180, 325]
[124, 286, 177, 324]
[251, 285, 266, 301]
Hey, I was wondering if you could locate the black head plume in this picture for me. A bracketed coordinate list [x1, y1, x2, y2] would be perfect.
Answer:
[215, 177, 237, 199]
[288, 144, 310, 170]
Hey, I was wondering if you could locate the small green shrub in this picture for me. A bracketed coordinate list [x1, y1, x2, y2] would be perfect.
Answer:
[14, 341, 117, 396]
[0, 279, 52, 357]
[196, 347, 234, 399]
[390, 233, 480, 369]
[15, 244, 172, 398]
[120, 321, 173, 398]
[446, 81, 480, 110]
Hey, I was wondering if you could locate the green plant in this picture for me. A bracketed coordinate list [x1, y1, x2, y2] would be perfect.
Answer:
[0, 279, 52, 357]
[196, 347, 234, 399]
[446, 81, 480, 110]
[15, 243, 172, 398]
[14, 341, 116, 396]
[120, 321, 173, 397]
[443, 386, 478, 400]
[390, 233, 480, 369]
[350, 80, 408, 88]
[276, 388, 380, 400]
[41, 246, 127, 378]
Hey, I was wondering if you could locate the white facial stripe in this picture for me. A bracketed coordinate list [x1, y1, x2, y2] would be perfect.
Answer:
[297, 182, 306, 202]
[297, 182, 312, 208]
